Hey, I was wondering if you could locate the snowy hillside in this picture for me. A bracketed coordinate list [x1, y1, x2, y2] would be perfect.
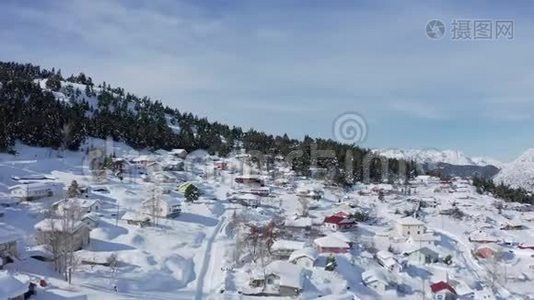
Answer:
[494, 149, 534, 191]
[375, 149, 502, 167]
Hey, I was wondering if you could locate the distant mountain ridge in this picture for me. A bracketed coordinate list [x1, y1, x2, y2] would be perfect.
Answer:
[494, 149, 534, 192]
[374, 149, 502, 167]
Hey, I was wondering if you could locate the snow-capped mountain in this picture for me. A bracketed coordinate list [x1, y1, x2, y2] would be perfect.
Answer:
[375, 149, 502, 167]
[494, 149, 534, 192]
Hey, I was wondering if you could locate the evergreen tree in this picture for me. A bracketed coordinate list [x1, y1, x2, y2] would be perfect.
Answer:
[67, 180, 80, 198]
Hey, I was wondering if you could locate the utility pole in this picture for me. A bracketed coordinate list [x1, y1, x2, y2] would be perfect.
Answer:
[421, 277, 425, 300]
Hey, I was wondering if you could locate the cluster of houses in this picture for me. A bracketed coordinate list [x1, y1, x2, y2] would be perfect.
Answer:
[238, 210, 357, 297]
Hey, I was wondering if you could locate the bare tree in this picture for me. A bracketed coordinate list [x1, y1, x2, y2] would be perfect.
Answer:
[61, 200, 82, 284]
[147, 185, 161, 226]
[107, 253, 119, 279]
[298, 197, 309, 217]
[40, 202, 83, 284]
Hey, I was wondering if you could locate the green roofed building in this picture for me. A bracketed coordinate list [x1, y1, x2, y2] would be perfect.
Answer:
[178, 182, 199, 194]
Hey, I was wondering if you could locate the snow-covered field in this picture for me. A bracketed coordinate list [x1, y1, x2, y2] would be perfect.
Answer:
[1, 140, 534, 299]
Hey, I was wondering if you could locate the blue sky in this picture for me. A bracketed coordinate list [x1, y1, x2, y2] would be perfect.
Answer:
[1, 0, 533, 161]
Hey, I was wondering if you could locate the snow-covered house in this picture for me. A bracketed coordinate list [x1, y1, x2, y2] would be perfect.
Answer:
[245, 187, 270, 197]
[271, 239, 305, 259]
[169, 149, 188, 159]
[132, 155, 158, 166]
[9, 182, 64, 201]
[150, 171, 176, 183]
[234, 176, 264, 187]
[288, 247, 318, 268]
[430, 281, 457, 300]
[499, 220, 526, 230]
[314, 235, 350, 253]
[247, 261, 304, 297]
[229, 193, 261, 208]
[468, 231, 500, 244]
[406, 232, 436, 247]
[34, 219, 92, 251]
[163, 160, 184, 171]
[214, 160, 228, 170]
[323, 212, 357, 231]
[0, 271, 31, 300]
[361, 269, 392, 294]
[284, 216, 313, 231]
[395, 217, 426, 239]
[55, 198, 101, 215]
[375, 250, 401, 272]
[414, 175, 440, 185]
[474, 244, 500, 259]
[0, 224, 20, 267]
[121, 211, 151, 227]
[296, 188, 322, 200]
[142, 196, 181, 218]
[402, 246, 439, 264]
[81, 214, 99, 229]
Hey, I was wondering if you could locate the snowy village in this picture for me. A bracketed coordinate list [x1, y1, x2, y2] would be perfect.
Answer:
[1, 138, 534, 300]
[2, 1, 534, 299]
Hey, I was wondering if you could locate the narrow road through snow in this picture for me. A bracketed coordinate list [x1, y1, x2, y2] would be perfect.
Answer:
[194, 216, 226, 300]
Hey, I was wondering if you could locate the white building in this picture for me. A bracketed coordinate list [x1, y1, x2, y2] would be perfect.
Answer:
[376, 250, 401, 272]
[395, 216, 426, 239]
[142, 196, 182, 218]
[9, 182, 64, 201]
[247, 261, 304, 297]
[55, 198, 101, 215]
[34, 219, 92, 251]
[289, 247, 318, 268]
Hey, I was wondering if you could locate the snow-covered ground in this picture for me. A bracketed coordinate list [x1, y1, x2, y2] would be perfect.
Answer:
[1, 140, 533, 299]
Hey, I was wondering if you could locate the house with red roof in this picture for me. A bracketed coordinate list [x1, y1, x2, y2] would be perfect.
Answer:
[323, 212, 357, 231]
[474, 244, 500, 259]
[430, 281, 457, 300]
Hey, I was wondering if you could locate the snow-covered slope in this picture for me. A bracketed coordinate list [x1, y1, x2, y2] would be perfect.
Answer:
[493, 149, 534, 191]
[375, 149, 502, 167]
